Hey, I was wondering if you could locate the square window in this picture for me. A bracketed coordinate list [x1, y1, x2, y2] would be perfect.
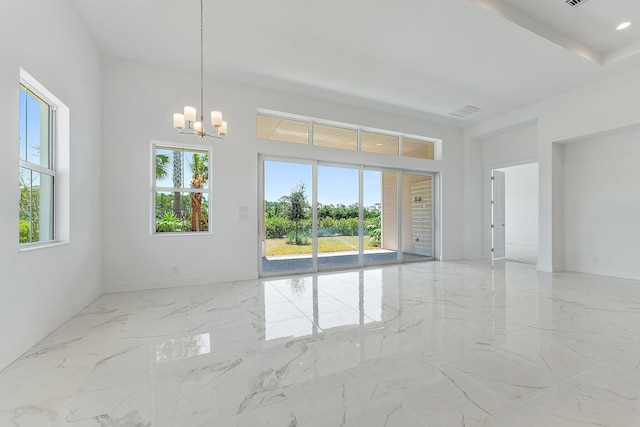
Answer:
[153, 144, 211, 234]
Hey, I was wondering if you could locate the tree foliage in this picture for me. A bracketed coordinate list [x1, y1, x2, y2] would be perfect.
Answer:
[189, 153, 208, 232]
[19, 175, 39, 243]
[154, 152, 209, 233]
[264, 190, 382, 245]
[282, 182, 310, 245]
[172, 151, 183, 218]
[155, 154, 169, 180]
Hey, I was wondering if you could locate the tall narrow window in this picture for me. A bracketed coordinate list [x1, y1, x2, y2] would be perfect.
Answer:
[19, 84, 56, 245]
[152, 143, 212, 234]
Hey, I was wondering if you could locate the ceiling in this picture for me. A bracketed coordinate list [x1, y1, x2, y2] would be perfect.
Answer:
[70, 0, 640, 126]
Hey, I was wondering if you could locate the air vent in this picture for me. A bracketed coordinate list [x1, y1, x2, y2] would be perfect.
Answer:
[449, 105, 481, 118]
[565, 0, 589, 7]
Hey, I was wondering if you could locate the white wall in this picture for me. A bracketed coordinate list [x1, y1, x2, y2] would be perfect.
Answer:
[500, 163, 538, 247]
[564, 128, 640, 280]
[465, 66, 640, 277]
[0, 0, 102, 371]
[482, 125, 538, 168]
[101, 57, 464, 292]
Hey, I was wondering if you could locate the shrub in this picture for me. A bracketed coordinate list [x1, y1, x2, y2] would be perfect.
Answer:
[265, 216, 292, 238]
[365, 220, 381, 247]
[364, 217, 380, 233]
[318, 217, 337, 236]
[338, 217, 359, 236]
[19, 220, 31, 243]
[286, 231, 309, 245]
[300, 219, 312, 235]
[368, 228, 381, 247]
[318, 217, 360, 236]
[156, 212, 190, 232]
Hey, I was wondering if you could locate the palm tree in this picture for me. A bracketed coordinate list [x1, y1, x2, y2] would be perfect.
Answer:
[189, 153, 208, 231]
[172, 151, 183, 218]
[155, 154, 169, 180]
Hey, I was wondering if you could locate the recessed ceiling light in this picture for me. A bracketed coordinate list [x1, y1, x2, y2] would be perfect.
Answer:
[617, 21, 632, 30]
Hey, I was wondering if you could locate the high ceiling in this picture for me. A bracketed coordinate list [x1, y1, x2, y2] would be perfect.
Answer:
[70, 0, 640, 125]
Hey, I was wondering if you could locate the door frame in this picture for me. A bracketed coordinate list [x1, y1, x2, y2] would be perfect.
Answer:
[491, 169, 506, 259]
[484, 159, 538, 261]
[259, 156, 317, 276]
[259, 155, 438, 277]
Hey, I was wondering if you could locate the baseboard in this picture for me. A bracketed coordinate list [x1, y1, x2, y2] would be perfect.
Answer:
[104, 271, 259, 294]
[564, 264, 640, 281]
[537, 264, 564, 272]
[0, 287, 101, 373]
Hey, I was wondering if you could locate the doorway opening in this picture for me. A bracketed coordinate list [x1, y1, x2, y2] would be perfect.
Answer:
[491, 162, 538, 265]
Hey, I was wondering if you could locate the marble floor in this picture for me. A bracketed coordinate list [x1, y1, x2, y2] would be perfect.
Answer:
[504, 243, 538, 265]
[2, 261, 640, 426]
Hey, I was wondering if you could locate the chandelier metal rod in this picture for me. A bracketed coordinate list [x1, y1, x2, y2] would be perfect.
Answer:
[172, 0, 226, 139]
[200, 0, 204, 124]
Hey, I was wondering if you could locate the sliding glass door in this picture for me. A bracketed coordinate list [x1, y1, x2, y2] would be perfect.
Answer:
[260, 157, 435, 275]
[317, 165, 360, 270]
[363, 170, 399, 265]
[262, 160, 313, 274]
[402, 173, 434, 260]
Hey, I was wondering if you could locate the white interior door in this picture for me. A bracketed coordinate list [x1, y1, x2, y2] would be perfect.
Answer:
[492, 170, 506, 259]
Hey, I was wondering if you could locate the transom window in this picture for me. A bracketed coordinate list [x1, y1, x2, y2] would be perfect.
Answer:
[256, 111, 439, 160]
[152, 143, 212, 234]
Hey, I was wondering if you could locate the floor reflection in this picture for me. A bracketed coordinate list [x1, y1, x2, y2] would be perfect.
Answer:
[263, 270, 385, 341]
[5, 261, 640, 426]
[155, 333, 211, 362]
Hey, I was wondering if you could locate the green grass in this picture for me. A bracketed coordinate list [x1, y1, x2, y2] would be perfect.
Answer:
[266, 236, 378, 256]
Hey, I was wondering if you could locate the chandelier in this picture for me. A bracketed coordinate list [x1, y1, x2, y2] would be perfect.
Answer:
[172, 0, 227, 139]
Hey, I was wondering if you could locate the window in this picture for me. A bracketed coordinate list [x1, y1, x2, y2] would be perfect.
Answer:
[402, 137, 435, 160]
[256, 114, 309, 144]
[19, 83, 56, 245]
[362, 131, 398, 155]
[256, 111, 440, 160]
[313, 124, 358, 151]
[152, 143, 212, 234]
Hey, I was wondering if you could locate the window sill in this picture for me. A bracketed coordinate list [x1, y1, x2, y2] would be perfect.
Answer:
[151, 232, 212, 237]
[19, 241, 69, 252]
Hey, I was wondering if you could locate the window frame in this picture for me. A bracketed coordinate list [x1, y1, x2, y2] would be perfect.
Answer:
[151, 141, 213, 236]
[256, 110, 441, 161]
[18, 81, 58, 247]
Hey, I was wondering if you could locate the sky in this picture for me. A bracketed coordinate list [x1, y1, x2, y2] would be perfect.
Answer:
[265, 160, 382, 207]
[155, 147, 204, 189]
[19, 87, 50, 187]
[153, 155, 382, 207]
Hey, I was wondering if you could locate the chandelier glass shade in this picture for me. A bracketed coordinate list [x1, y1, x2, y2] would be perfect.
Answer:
[172, 0, 227, 139]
